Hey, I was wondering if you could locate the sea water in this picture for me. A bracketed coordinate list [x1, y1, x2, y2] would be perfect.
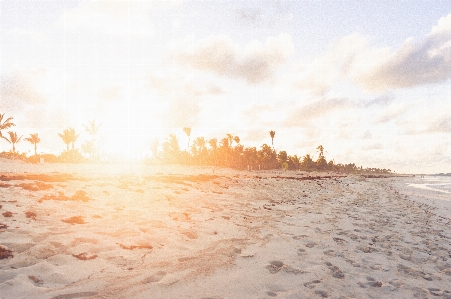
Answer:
[408, 175, 451, 194]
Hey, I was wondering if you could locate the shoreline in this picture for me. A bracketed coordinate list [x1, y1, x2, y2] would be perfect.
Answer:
[1, 162, 450, 298]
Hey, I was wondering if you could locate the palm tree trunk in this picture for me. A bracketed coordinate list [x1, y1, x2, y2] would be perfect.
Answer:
[34, 144, 37, 156]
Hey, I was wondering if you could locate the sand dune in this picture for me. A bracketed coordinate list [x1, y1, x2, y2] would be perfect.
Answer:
[1, 161, 450, 298]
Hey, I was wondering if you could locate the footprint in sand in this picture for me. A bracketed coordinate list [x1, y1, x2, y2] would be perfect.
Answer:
[428, 288, 446, 297]
[315, 290, 329, 298]
[266, 260, 284, 274]
[388, 279, 402, 291]
[141, 271, 167, 283]
[297, 248, 306, 255]
[303, 279, 321, 289]
[266, 291, 277, 297]
[325, 262, 344, 279]
[357, 276, 382, 288]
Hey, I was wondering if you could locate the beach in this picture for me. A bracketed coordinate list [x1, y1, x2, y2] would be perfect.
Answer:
[1, 159, 451, 299]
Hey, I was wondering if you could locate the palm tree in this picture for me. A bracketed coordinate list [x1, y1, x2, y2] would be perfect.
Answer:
[269, 130, 275, 146]
[208, 138, 218, 166]
[84, 120, 101, 158]
[183, 127, 191, 164]
[316, 145, 324, 157]
[59, 128, 79, 151]
[192, 137, 207, 164]
[81, 140, 95, 158]
[84, 120, 101, 142]
[0, 113, 15, 142]
[25, 133, 40, 156]
[183, 127, 191, 150]
[5, 131, 22, 153]
[161, 134, 180, 163]
[220, 137, 229, 165]
[68, 128, 80, 150]
[226, 133, 234, 147]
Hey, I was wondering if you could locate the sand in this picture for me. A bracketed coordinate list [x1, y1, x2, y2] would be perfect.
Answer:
[1, 159, 450, 299]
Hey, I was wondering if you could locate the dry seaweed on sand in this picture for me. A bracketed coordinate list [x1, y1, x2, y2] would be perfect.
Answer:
[2, 211, 13, 217]
[0, 173, 83, 182]
[119, 243, 153, 250]
[17, 181, 53, 191]
[61, 216, 85, 224]
[0, 246, 13, 259]
[25, 211, 37, 220]
[73, 253, 98, 260]
[38, 190, 91, 203]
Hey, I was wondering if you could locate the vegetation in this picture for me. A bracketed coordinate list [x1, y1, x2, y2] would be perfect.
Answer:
[4, 131, 23, 153]
[0, 113, 15, 142]
[152, 134, 392, 174]
[82, 120, 101, 160]
[25, 133, 40, 156]
[58, 128, 79, 151]
[269, 130, 275, 146]
[0, 110, 394, 173]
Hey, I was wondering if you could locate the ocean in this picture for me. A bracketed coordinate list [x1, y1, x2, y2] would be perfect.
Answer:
[407, 175, 451, 194]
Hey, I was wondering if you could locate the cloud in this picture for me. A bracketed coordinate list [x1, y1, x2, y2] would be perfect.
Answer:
[144, 72, 224, 128]
[361, 130, 373, 139]
[291, 59, 337, 96]
[59, 1, 155, 37]
[0, 70, 47, 111]
[427, 116, 451, 133]
[242, 129, 270, 144]
[146, 72, 226, 98]
[290, 34, 369, 95]
[363, 142, 384, 150]
[171, 33, 294, 84]
[236, 7, 263, 24]
[97, 86, 123, 102]
[364, 94, 394, 107]
[375, 103, 409, 123]
[347, 13, 451, 92]
[163, 97, 200, 128]
[284, 98, 355, 127]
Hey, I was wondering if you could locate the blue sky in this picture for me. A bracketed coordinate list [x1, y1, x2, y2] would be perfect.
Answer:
[1, 0, 451, 173]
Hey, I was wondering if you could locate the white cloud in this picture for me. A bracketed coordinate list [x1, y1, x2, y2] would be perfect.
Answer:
[427, 116, 451, 133]
[171, 33, 294, 84]
[296, 14, 451, 94]
[431, 13, 451, 35]
[346, 13, 451, 92]
[375, 103, 409, 124]
[363, 142, 384, 150]
[291, 34, 369, 95]
[0, 69, 49, 111]
[284, 98, 355, 127]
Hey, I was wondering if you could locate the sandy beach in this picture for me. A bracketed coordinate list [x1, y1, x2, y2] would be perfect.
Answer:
[1, 159, 450, 299]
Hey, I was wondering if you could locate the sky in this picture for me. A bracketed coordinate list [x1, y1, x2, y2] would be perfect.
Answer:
[0, 0, 451, 173]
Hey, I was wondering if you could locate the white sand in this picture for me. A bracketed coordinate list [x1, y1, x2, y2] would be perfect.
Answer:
[1, 160, 450, 299]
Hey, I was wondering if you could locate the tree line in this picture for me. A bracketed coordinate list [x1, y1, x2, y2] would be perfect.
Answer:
[0, 112, 392, 174]
[151, 127, 392, 174]
[0, 113, 101, 163]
